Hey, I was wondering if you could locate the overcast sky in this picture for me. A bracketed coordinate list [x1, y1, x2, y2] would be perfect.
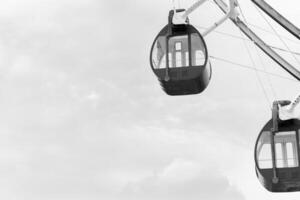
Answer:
[1, 0, 300, 199]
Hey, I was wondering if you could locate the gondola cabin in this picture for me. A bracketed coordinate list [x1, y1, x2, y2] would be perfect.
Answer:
[255, 101, 300, 192]
[150, 9, 212, 96]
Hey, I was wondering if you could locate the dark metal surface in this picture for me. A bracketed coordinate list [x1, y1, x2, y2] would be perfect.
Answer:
[150, 11, 211, 95]
[255, 112, 300, 192]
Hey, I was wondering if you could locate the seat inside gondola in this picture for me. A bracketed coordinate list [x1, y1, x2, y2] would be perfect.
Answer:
[255, 101, 300, 192]
[150, 9, 212, 95]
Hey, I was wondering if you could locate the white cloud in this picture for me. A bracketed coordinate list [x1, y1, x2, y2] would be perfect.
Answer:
[0, 0, 299, 200]
[121, 158, 244, 200]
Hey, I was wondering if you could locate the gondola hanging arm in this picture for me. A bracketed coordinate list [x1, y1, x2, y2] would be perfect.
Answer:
[172, 0, 239, 36]
[279, 94, 300, 120]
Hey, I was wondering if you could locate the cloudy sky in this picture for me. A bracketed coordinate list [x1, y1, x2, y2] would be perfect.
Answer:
[1, 0, 300, 199]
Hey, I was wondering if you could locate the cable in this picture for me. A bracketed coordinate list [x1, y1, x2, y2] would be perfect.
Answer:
[195, 25, 249, 41]
[249, 8, 278, 101]
[209, 55, 297, 82]
[269, 45, 300, 57]
[238, 5, 273, 108]
[247, 22, 300, 45]
[195, 25, 300, 57]
[254, 5, 300, 69]
[254, 45, 278, 100]
[172, 0, 177, 11]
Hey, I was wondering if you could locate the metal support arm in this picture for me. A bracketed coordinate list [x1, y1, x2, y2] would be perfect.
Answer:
[214, 0, 300, 81]
[251, 0, 300, 40]
[173, 0, 238, 36]
[279, 94, 300, 120]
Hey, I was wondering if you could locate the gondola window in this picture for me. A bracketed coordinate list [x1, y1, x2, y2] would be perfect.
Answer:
[274, 131, 298, 168]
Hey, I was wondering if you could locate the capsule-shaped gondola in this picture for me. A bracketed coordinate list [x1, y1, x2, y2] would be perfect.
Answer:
[150, 9, 212, 96]
[255, 101, 300, 192]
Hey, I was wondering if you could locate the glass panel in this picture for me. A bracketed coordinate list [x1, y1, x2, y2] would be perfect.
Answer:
[275, 143, 284, 168]
[185, 52, 189, 66]
[274, 131, 298, 168]
[257, 131, 273, 169]
[191, 33, 206, 66]
[152, 36, 167, 69]
[286, 143, 297, 167]
[176, 52, 182, 67]
[175, 42, 182, 51]
[195, 50, 205, 66]
[168, 35, 189, 68]
[259, 144, 273, 169]
[168, 53, 173, 68]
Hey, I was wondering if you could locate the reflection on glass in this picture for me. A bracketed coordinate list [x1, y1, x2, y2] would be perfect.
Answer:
[274, 131, 298, 168]
[257, 131, 273, 169]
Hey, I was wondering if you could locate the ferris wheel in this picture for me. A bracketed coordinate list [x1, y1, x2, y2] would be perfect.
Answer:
[149, 0, 300, 193]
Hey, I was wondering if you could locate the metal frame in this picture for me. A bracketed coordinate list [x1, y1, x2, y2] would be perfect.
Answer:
[163, 9, 210, 81]
[254, 117, 300, 192]
[271, 102, 279, 184]
[170, 0, 300, 81]
[173, 0, 238, 36]
[251, 0, 300, 40]
[270, 101, 292, 183]
[213, 0, 300, 81]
